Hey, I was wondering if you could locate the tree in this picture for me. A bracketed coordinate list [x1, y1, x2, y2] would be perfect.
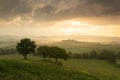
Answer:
[73, 53, 82, 59]
[98, 50, 107, 60]
[67, 51, 73, 58]
[117, 52, 120, 59]
[82, 52, 89, 59]
[89, 50, 98, 59]
[98, 50, 116, 63]
[50, 46, 68, 63]
[16, 38, 36, 59]
[37, 46, 50, 60]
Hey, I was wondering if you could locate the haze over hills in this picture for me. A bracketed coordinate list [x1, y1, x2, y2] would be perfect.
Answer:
[0, 35, 120, 44]
[0, 35, 120, 54]
[48, 39, 120, 54]
[50, 39, 101, 48]
[0, 35, 120, 53]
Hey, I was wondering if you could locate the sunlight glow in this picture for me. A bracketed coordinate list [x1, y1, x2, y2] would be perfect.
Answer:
[71, 21, 81, 26]
[62, 20, 88, 26]
[66, 27, 79, 32]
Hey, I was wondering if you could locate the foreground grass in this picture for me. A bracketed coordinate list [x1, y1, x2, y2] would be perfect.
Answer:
[1, 54, 120, 80]
[63, 59, 120, 80]
[0, 59, 98, 80]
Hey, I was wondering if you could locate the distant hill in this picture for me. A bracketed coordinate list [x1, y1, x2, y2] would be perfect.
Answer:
[48, 40, 120, 54]
[0, 35, 120, 54]
[50, 40, 101, 48]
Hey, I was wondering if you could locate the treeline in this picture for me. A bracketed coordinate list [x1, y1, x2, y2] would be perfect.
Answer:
[0, 48, 17, 55]
[70, 50, 120, 64]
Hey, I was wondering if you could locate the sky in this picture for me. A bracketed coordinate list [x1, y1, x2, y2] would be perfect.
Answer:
[0, 0, 120, 37]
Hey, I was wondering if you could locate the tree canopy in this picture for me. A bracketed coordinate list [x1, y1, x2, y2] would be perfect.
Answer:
[16, 38, 36, 59]
[37, 46, 68, 63]
[37, 46, 51, 60]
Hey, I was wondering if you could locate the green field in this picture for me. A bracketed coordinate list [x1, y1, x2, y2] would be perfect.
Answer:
[64, 44, 120, 54]
[0, 54, 98, 80]
[0, 54, 120, 80]
[63, 59, 120, 80]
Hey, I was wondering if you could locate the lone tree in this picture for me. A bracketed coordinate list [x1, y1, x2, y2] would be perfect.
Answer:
[16, 38, 36, 59]
[37, 46, 50, 60]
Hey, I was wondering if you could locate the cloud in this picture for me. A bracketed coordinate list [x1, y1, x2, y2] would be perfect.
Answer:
[84, 0, 120, 16]
[0, 0, 120, 25]
[0, 0, 32, 20]
[32, 0, 120, 24]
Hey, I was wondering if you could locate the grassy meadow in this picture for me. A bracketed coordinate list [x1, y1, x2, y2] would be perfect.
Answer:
[0, 54, 98, 80]
[65, 44, 120, 54]
[63, 59, 120, 80]
[0, 54, 120, 80]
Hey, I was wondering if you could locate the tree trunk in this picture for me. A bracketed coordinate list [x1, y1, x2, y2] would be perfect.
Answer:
[55, 58, 58, 64]
[43, 56, 46, 60]
[24, 54, 27, 59]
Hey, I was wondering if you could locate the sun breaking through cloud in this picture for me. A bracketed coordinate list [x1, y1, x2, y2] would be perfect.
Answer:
[0, 0, 120, 37]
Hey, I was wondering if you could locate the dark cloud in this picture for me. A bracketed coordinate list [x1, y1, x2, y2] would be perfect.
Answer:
[32, 0, 120, 22]
[0, 0, 120, 24]
[85, 0, 120, 16]
[0, 0, 32, 20]
[34, 5, 56, 21]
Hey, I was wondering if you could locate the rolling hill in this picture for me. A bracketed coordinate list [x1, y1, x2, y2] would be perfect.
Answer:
[49, 40, 120, 53]
[0, 35, 120, 54]
[0, 59, 98, 80]
[51, 39, 101, 48]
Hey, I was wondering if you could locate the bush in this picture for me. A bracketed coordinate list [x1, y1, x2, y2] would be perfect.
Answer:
[98, 50, 116, 63]
[72, 53, 82, 59]
[57, 61, 63, 66]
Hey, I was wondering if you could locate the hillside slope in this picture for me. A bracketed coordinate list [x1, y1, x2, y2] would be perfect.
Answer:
[64, 59, 120, 80]
[49, 40, 120, 53]
[0, 59, 98, 80]
[51, 40, 100, 48]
